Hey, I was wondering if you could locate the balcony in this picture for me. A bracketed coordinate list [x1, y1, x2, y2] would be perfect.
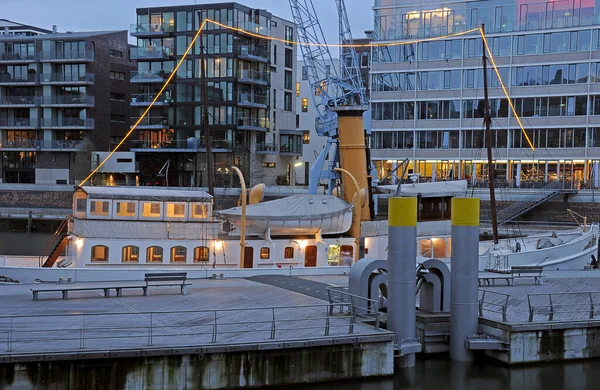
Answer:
[40, 95, 95, 107]
[255, 142, 278, 154]
[279, 142, 303, 156]
[238, 69, 269, 85]
[279, 132, 303, 156]
[40, 73, 95, 85]
[41, 50, 94, 62]
[130, 70, 172, 83]
[37, 139, 83, 150]
[130, 46, 173, 60]
[0, 52, 39, 63]
[42, 118, 95, 129]
[237, 116, 270, 131]
[237, 93, 268, 108]
[237, 21, 270, 36]
[0, 139, 37, 150]
[132, 116, 171, 129]
[130, 138, 233, 151]
[0, 96, 39, 107]
[131, 93, 173, 106]
[0, 118, 39, 129]
[130, 22, 175, 37]
[235, 45, 269, 62]
[0, 73, 38, 85]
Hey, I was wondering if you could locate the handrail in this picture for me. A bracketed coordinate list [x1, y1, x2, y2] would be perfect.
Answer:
[0, 302, 383, 353]
[527, 291, 600, 322]
[326, 286, 382, 328]
[478, 289, 512, 322]
[38, 215, 70, 267]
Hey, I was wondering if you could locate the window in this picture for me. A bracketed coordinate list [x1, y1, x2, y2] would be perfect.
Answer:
[122, 246, 139, 262]
[166, 203, 185, 218]
[116, 201, 136, 217]
[284, 247, 294, 258]
[273, 44, 277, 65]
[285, 48, 293, 68]
[90, 200, 109, 216]
[194, 246, 210, 262]
[110, 71, 126, 80]
[301, 98, 309, 112]
[260, 247, 270, 259]
[284, 70, 293, 90]
[303, 130, 310, 144]
[191, 203, 208, 219]
[110, 49, 123, 58]
[284, 92, 292, 111]
[301, 66, 308, 80]
[170, 246, 186, 262]
[91, 245, 108, 262]
[263, 162, 276, 168]
[142, 202, 161, 218]
[285, 26, 293, 46]
[296, 82, 300, 97]
[147, 246, 163, 262]
[361, 52, 369, 68]
[296, 114, 300, 128]
[110, 93, 125, 101]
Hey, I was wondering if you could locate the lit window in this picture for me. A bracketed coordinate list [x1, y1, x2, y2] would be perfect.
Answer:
[166, 203, 185, 218]
[303, 130, 310, 144]
[192, 203, 208, 219]
[142, 202, 161, 218]
[194, 246, 210, 263]
[284, 247, 294, 259]
[301, 98, 308, 112]
[147, 246, 163, 262]
[116, 201, 136, 217]
[91, 245, 108, 262]
[122, 246, 139, 262]
[296, 82, 300, 96]
[89, 200, 109, 216]
[260, 247, 270, 259]
[170, 246, 187, 262]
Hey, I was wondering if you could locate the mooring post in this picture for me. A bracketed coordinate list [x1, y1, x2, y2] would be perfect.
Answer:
[388, 197, 417, 368]
[450, 197, 480, 362]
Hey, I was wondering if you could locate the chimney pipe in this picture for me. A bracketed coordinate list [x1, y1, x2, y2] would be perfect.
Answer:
[52, 25, 57, 33]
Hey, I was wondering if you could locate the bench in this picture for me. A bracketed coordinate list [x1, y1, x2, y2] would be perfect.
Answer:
[478, 275, 514, 287]
[511, 266, 544, 285]
[32, 285, 145, 300]
[144, 272, 190, 295]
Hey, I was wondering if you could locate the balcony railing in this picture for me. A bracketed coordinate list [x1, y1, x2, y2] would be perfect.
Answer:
[41, 50, 94, 61]
[130, 70, 172, 83]
[280, 143, 303, 154]
[255, 142, 278, 153]
[130, 22, 175, 36]
[0, 139, 38, 149]
[237, 116, 270, 129]
[235, 45, 269, 61]
[0, 96, 39, 106]
[40, 73, 95, 84]
[40, 95, 95, 106]
[238, 69, 269, 84]
[130, 93, 173, 105]
[38, 140, 84, 150]
[237, 93, 268, 106]
[0, 73, 37, 83]
[0, 118, 39, 127]
[130, 139, 233, 150]
[237, 21, 271, 36]
[130, 46, 173, 60]
[132, 116, 171, 128]
[0, 52, 38, 62]
[42, 118, 95, 128]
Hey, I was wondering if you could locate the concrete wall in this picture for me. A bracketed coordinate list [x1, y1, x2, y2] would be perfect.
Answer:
[0, 341, 393, 389]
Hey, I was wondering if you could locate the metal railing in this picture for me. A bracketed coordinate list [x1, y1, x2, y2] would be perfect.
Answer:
[130, 46, 173, 60]
[237, 93, 268, 106]
[41, 118, 95, 128]
[238, 69, 269, 83]
[41, 50, 94, 61]
[131, 93, 172, 104]
[479, 290, 512, 322]
[0, 118, 38, 127]
[326, 286, 382, 328]
[40, 73, 95, 83]
[130, 22, 175, 35]
[132, 116, 170, 127]
[237, 116, 270, 129]
[235, 45, 269, 60]
[0, 73, 37, 83]
[0, 52, 38, 61]
[40, 96, 95, 106]
[130, 70, 172, 82]
[0, 96, 39, 105]
[0, 303, 378, 353]
[256, 142, 278, 152]
[528, 291, 600, 322]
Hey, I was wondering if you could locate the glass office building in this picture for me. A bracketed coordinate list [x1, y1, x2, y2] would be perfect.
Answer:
[371, 0, 600, 188]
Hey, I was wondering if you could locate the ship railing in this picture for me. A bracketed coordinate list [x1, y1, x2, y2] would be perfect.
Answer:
[0, 303, 384, 353]
[478, 290, 512, 322]
[527, 291, 600, 322]
[38, 215, 70, 267]
[326, 286, 382, 328]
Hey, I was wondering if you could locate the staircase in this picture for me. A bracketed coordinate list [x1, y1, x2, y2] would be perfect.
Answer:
[493, 182, 564, 226]
[40, 216, 71, 268]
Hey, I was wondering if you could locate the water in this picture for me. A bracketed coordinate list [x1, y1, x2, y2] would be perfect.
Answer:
[288, 357, 600, 390]
[0, 232, 54, 256]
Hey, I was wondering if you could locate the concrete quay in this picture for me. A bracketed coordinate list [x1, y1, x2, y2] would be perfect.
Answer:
[0, 275, 393, 389]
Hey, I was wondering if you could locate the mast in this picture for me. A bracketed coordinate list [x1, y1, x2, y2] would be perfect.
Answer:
[199, 19, 215, 196]
[481, 24, 499, 244]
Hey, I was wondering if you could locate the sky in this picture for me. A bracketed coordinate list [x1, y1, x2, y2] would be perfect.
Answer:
[3, 0, 374, 48]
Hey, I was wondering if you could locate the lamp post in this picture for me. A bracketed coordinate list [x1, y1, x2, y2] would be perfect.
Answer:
[334, 167, 361, 261]
[231, 166, 247, 267]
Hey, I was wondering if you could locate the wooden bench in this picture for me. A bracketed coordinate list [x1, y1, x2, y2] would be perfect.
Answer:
[32, 285, 145, 300]
[511, 266, 544, 285]
[144, 272, 190, 295]
[478, 275, 514, 287]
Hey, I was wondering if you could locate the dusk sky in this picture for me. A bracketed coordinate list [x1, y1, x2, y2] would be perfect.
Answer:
[2, 0, 375, 48]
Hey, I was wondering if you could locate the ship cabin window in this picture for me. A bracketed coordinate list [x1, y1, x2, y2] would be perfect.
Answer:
[171, 246, 187, 262]
[166, 202, 186, 219]
[284, 247, 294, 259]
[142, 202, 162, 218]
[74, 191, 87, 218]
[91, 245, 108, 262]
[122, 245, 139, 262]
[115, 201, 136, 218]
[147, 246, 163, 262]
[419, 238, 448, 258]
[340, 245, 354, 265]
[194, 246, 210, 263]
[89, 200, 109, 217]
[260, 247, 270, 259]
[191, 203, 209, 219]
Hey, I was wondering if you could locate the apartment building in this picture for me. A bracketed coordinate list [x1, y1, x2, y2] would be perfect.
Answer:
[371, 0, 600, 189]
[0, 29, 134, 184]
[0, 19, 52, 37]
[129, 3, 298, 187]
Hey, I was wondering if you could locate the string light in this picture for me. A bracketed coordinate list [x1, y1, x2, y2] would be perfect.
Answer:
[81, 19, 534, 186]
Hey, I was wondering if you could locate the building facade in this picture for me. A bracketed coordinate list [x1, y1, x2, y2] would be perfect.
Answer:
[371, 0, 600, 189]
[0, 30, 134, 184]
[0, 19, 52, 37]
[130, 4, 297, 188]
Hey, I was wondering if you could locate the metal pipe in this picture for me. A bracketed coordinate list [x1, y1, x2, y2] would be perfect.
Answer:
[388, 197, 417, 368]
[231, 166, 246, 267]
[450, 197, 480, 362]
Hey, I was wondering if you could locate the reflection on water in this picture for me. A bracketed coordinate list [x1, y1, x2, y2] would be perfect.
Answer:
[0, 232, 54, 256]
[288, 357, 600, 390]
